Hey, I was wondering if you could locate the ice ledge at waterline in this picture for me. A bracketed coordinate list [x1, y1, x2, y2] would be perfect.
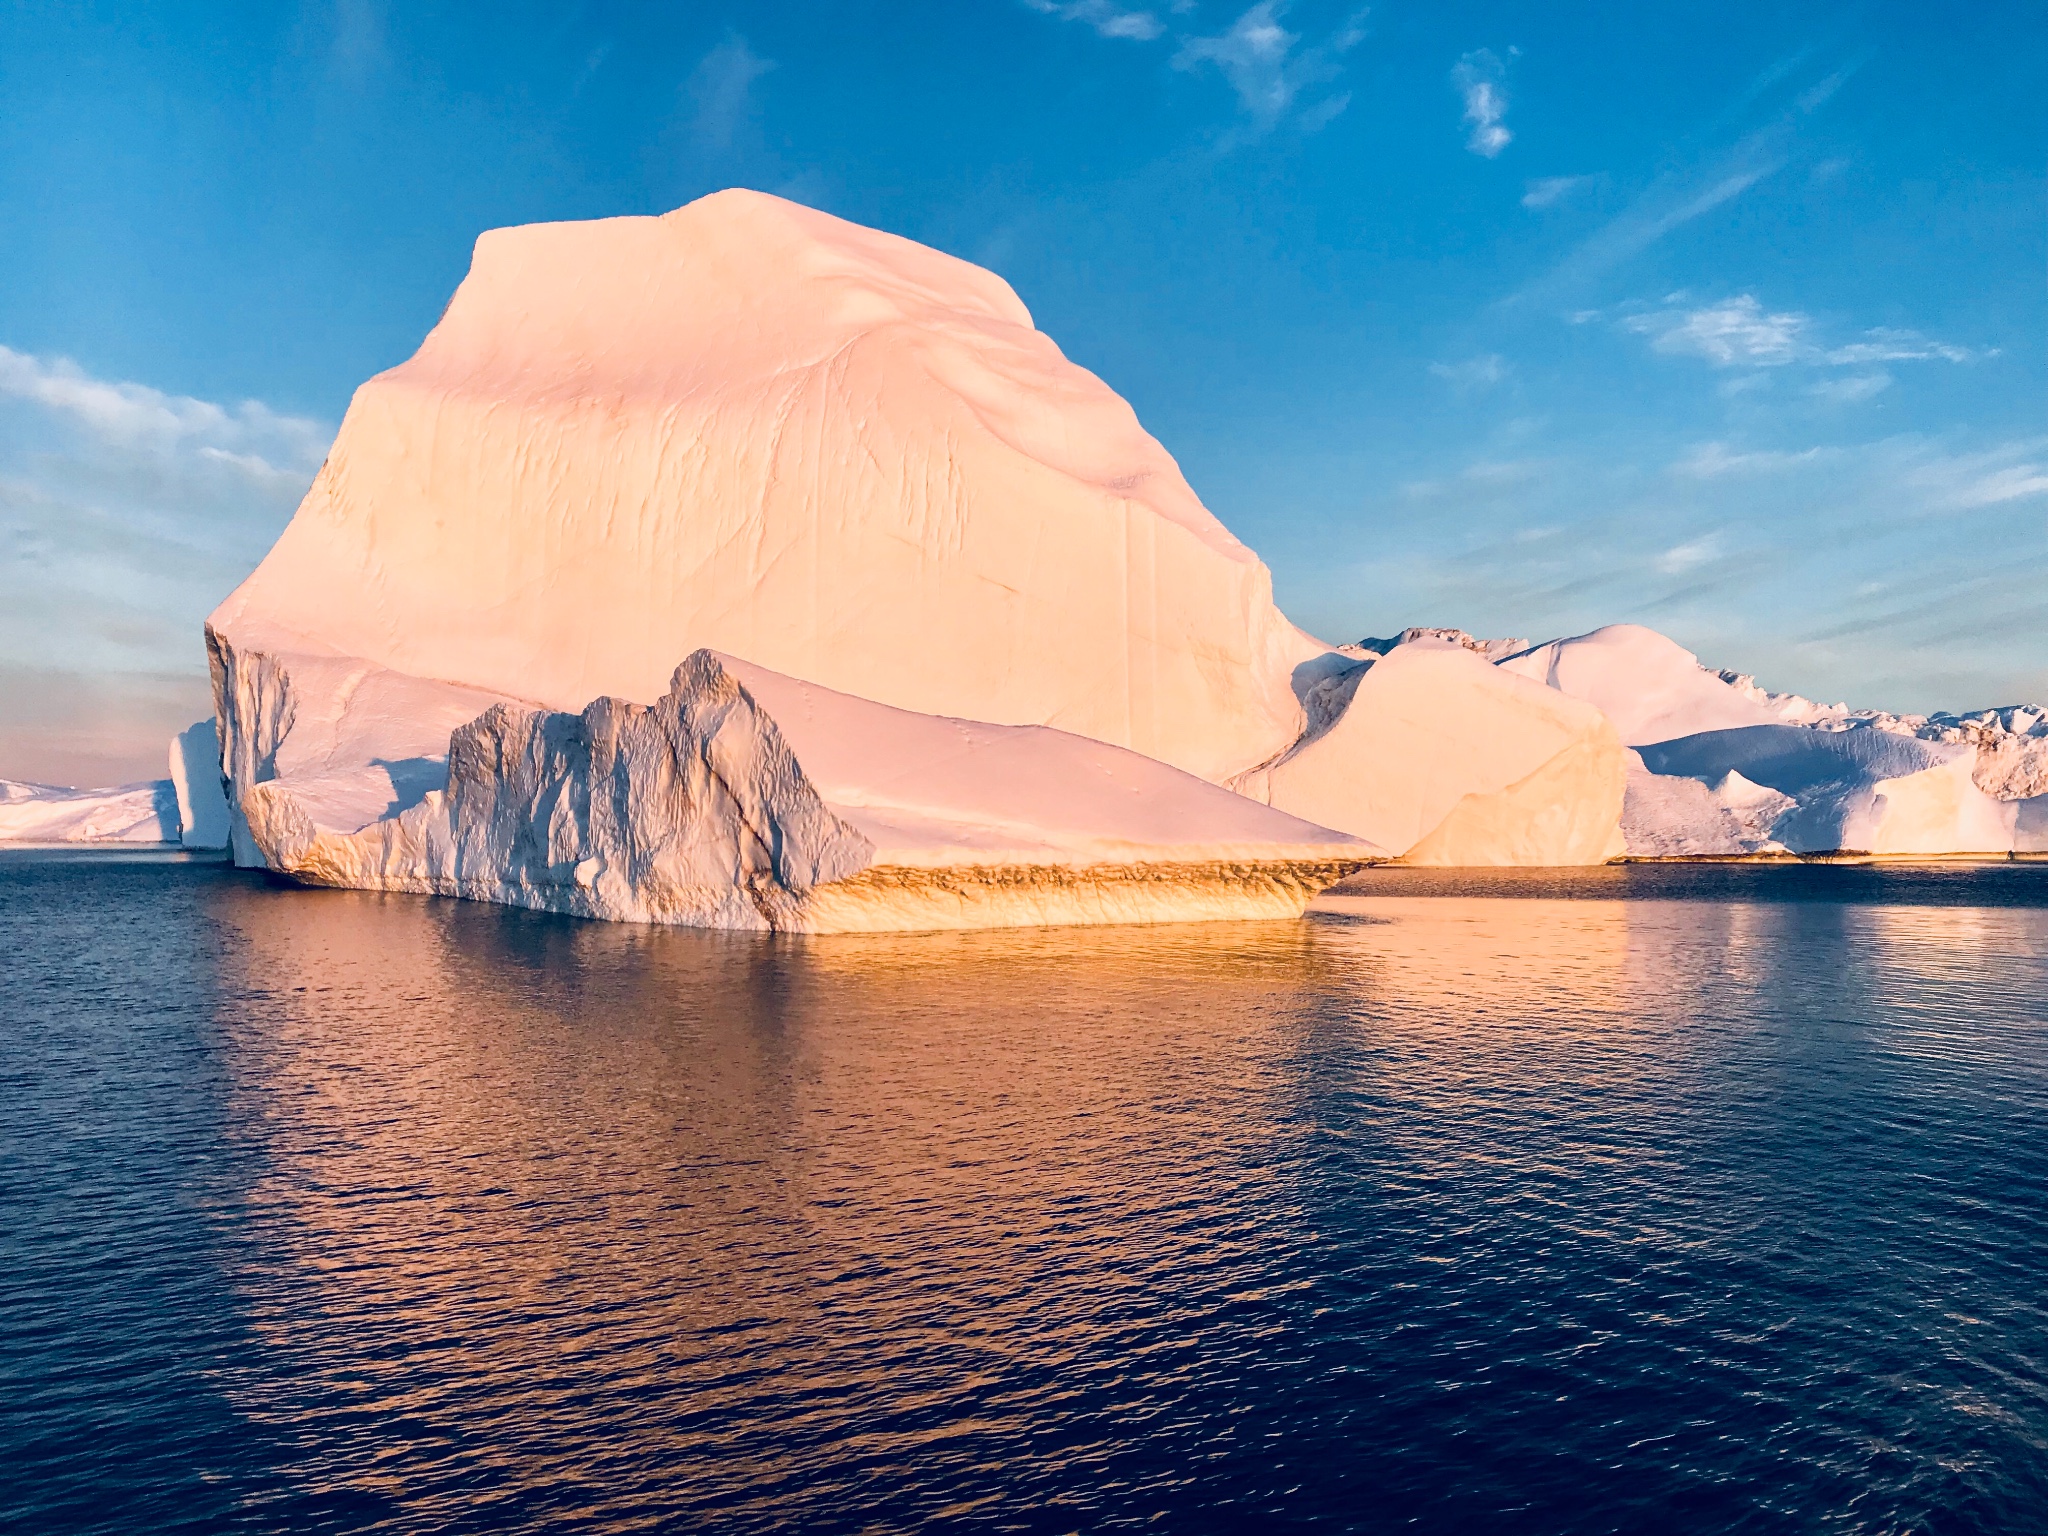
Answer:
[214, 639, 1378, 933]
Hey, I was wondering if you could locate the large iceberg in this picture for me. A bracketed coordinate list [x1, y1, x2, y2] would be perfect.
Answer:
[210, 189, 1319, 787]
[204, 190, 1627, 930]
[1233, 639, 1626, 865]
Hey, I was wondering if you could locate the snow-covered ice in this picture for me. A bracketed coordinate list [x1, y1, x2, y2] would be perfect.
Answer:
[207, 189, 1325, 789]
[169, 719, 231, 849]
[1234, 640, 1627, 865]
[0, 779, 179, 844]
[1634, 725, 2015, 856]
[1492, 624, 2040, 857]
[225, 647, 1376, 932]
[201, 190, 1627, 930]
[1497, 625, 1826, 745]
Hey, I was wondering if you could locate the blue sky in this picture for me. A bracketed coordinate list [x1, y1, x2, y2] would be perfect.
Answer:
[1, 0, 2042, 783]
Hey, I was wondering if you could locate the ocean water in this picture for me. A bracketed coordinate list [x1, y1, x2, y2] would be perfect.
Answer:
[4, 858, 2046, 1534]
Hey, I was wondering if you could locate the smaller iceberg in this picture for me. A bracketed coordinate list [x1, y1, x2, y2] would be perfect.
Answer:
[0, 718, 230, 849]
[1499, 625, 2041, 857]
[0, 778, 180, 844]
[216, 643, 1378, 933]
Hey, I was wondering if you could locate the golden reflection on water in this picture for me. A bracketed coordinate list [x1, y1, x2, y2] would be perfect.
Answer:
[191, 875, 2048, 1522]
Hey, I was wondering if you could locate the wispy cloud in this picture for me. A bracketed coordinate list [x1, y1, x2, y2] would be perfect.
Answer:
[1517, 55, 1859, 303]
[1623, 295, 1978, 384]
[1655, 532, 1721, 574]
[686, 32, 775, 152]
[1173, 2, 1367, 135]
[1626, 295, 1807, 366]
[1017, 0, 1368, 135]
[1021, 0, 1164, 41]
[1452, 49, 1510, 157]
[327, 0, 388, 84]
[0, 345, 331, 778]
[1824, 328, 1975, 366]
[1670, 436, 2048, 513]
[1808, 372, 1891, 404]
[1521, 174, 1591, 209]
[1430, 354, 1509, 394]
[1904, 439, 2048, 511]
[1674, 442, 1839, 477]
[0, 345, 328, 478]
[1311, 425, 2048, 716]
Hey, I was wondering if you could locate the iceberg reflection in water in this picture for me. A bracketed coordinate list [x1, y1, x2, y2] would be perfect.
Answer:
[4, 860, 2046, 1532]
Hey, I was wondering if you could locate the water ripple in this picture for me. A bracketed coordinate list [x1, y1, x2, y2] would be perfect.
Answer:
[2, 861, 2045, 1532]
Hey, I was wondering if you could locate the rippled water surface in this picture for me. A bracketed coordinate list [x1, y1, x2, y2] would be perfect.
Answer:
[5, 859, 2047, 1533]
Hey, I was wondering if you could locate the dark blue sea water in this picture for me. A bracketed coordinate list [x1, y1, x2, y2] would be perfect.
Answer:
[4, 857, 2046, 1534]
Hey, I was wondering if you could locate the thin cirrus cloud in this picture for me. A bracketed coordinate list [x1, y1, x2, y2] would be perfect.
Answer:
[1521, 175, 1591, 210]
[1328, 428, 2048, 714]
[1429, 354, 1509, 394]
[1018, 0, 1365, 134]
[1808, 373, 1892, 405]
[1622, 295, 1979, 384]
[1173, 3, 1369, 133]
[1672, 434, 2048, 513]
[686, 32, 776, 151]
[1515, 57, 1860, 306]
[1451, 49, 1511, 157]
[1020, 0, 1166, 42]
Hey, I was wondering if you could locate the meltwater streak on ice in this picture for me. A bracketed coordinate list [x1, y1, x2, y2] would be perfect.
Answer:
[3, 862, 2047, 1533]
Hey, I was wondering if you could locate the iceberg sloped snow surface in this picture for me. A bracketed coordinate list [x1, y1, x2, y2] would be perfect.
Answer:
[219, 645, 1376, 933]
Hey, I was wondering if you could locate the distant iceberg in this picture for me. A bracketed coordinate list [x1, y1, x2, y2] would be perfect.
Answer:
[0, 778, 179, 845]
[0, 717, 229, 849]
[1492, 624, 2045, 858]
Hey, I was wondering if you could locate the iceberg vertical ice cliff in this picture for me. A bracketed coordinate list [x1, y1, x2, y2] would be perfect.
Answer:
[169, 720, 231, 850]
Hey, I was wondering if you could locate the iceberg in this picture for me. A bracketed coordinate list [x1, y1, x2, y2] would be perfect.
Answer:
[1498, 625, 2036, 857]
[169, 719, 232, 849]
[225, 648, 1375, 932]
[208, 189, 1321, 788]
[203, 190, 1627, 931]
[1497, 624, 1828, 745]
[0, 778, 180, 844]
[1234, 640, 1627, 865]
